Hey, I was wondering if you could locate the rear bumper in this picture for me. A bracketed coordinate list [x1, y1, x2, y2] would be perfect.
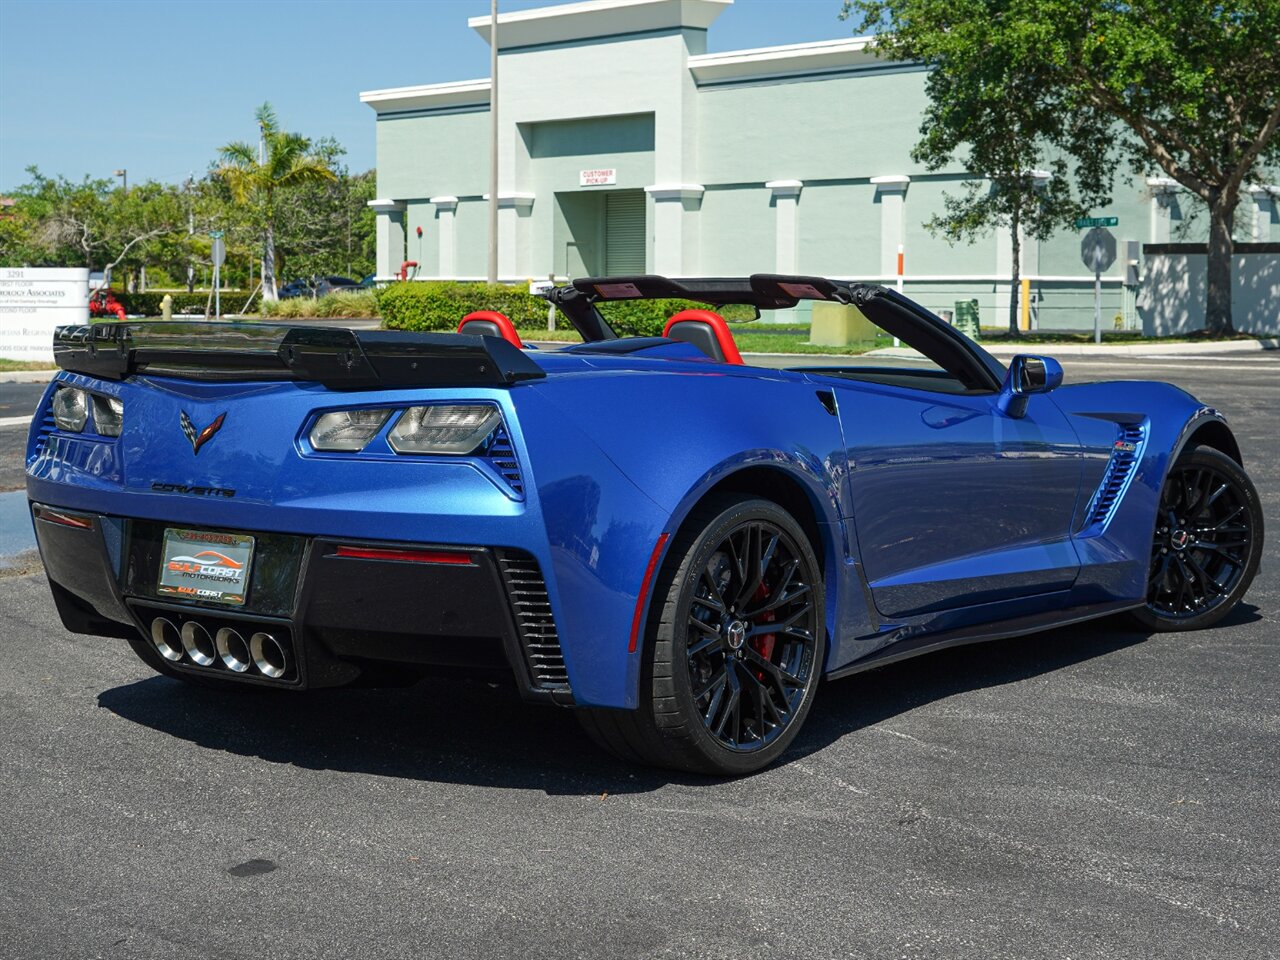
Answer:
[30, 501, 574, 704]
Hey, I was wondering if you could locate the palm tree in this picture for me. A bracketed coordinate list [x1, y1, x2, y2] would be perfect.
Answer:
[217, 103, 335, 300]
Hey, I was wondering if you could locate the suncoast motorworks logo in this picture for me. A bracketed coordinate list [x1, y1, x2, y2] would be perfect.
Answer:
[158, 528, 254, 606]
[165, 549, 244, 582]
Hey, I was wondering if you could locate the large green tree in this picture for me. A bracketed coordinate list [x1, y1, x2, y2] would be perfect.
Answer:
[216, 103, 336, 300]
[866, 4, 1109, 335]
[0, 167, 184, 288]
[271, 139, 377, 283]
[844, 0, 1280, 336]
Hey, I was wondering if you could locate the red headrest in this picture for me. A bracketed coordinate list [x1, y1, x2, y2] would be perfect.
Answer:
[663, 309, 743, 365]
[458, 311, 523, 348]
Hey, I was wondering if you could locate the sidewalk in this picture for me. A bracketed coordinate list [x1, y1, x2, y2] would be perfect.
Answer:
[1, 370, 55, 384]
[976, 337, 1278, 357]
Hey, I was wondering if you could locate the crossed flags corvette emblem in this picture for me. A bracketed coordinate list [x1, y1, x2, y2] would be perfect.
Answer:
[179, 411, 227, 455]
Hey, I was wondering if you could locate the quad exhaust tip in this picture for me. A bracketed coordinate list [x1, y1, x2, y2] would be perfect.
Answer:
[149, 616, 289, 678]
[149, 618, 184, 662]
[215, 627, 252, 673]
[180, 621, 217, 667]
[250, 632, 288, 679]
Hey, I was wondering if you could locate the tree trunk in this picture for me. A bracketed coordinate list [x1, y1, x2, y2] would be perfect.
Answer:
[1205, 197, 1235, 336]
[262, 223, 278, 301]
[1008, 203, 1022, 337]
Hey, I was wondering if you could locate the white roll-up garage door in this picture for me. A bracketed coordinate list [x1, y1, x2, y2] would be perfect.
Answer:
[605, 191, 646, 274]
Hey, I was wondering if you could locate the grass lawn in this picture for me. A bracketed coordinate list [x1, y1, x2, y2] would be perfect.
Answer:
[0, 359, 56, 372]
[734, 333, 883, 355]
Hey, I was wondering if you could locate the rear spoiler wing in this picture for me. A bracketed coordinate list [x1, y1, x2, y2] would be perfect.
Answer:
[52, 322, 545, 389]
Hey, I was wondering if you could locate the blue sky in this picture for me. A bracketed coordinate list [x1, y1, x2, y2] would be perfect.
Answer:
[0, 0, 858, 190]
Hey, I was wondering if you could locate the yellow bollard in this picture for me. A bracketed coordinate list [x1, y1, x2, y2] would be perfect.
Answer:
[160, 294, 173, 321]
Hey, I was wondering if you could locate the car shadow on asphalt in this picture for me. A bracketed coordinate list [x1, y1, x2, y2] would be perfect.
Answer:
[96, 605, 1261, 792]
[792, 602, 1262, 762]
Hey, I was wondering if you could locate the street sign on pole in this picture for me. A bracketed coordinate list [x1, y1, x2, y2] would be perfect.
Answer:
[1081, 227, 1117, 343]
[210, 232, 225, 319]
[1075, 216, 1119, 229]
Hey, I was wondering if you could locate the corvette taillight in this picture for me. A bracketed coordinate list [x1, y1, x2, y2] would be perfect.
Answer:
[92, 395, 124, 437]
[387, 404, 501, 455]
[309, 408, 392, 451]
[51, 387, 124, 437]
[52, 387, 89, 432]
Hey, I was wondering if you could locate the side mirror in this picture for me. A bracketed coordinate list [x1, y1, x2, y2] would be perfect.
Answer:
[997, 354, 1063, 418]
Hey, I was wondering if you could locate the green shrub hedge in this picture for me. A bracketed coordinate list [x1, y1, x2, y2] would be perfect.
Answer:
[374, 282, 703, 337]
[115, 290, 261, 316]
[375, 282, 546, 332]
[260, 291, 379, 319]
[595, 298, 704, 337]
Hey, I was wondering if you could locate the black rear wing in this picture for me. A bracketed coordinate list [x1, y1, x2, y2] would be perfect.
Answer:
[52, 322, 545, 389]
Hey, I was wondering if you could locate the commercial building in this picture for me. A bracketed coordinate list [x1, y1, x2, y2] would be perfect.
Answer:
[360, 0, 1279, 330]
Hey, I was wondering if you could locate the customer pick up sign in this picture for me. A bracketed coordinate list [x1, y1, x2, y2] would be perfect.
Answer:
[0, 267, 90, 362]
[579, 168, 617, 187]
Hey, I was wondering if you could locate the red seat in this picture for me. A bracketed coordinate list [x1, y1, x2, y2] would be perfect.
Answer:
[663, 309, 743, 364]
[458, 311, 523, 348]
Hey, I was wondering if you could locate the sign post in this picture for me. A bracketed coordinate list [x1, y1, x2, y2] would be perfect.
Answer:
[1080, 226, 1117, 344]
[210, 231, 226, 319]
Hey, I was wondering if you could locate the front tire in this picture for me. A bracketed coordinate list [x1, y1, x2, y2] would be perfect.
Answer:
[1129, 444, 1263, 632]
[580, 495, 826, 776]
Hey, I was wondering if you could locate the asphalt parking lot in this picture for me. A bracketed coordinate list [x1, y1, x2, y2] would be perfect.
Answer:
[1, 352, 1276, 959]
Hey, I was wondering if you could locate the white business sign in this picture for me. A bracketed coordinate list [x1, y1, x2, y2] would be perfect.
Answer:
[579, 168, 617, 187]
[0, 267, 90, 363]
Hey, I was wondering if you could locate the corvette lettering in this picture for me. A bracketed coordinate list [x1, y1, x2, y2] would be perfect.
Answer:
[151, 482, 236, 497]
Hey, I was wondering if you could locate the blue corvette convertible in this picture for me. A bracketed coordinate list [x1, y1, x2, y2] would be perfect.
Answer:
[26, 274, 1263, 774]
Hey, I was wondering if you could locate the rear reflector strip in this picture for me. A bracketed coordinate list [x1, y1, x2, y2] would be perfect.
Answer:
[628, 533, 670, 654]
[35, 508, 93, 530]
[332, 545, 474, 565]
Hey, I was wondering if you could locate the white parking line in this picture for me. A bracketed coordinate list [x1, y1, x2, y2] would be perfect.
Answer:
[0, 415, 33, 429]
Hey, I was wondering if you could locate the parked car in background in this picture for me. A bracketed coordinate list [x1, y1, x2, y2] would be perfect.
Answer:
[277, 277, 360, 300]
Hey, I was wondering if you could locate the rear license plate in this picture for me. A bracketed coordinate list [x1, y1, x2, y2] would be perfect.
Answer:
[157, 528, 255, 606]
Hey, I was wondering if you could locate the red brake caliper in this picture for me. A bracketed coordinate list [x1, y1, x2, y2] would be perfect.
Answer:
[749, 581, 776, 678]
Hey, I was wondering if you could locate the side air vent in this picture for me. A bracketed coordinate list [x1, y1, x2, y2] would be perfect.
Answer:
[482, 425, 524, 497]
[32, 406, 57, 456]
[1085, 423, 1146, 529]
[495, 549, 568, 693]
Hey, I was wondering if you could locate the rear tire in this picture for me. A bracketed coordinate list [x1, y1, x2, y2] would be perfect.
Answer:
[1129, 444, 1263, 632]
[579, 495, 826, 776]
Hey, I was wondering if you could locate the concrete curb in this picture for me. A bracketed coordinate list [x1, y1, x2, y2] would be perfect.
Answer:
[978, 338, 1279, 357]
[1, 370, 56, 384]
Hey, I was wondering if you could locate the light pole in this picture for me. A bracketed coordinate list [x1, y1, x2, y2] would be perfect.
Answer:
[487, 0, 499, 284]
[113, 169, 127, 192]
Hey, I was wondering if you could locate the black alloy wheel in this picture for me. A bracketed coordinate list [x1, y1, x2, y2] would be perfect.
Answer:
[1131, 444, 1263, 632]
[684, 517, 819, 752]
[578, 495, 826, 775]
